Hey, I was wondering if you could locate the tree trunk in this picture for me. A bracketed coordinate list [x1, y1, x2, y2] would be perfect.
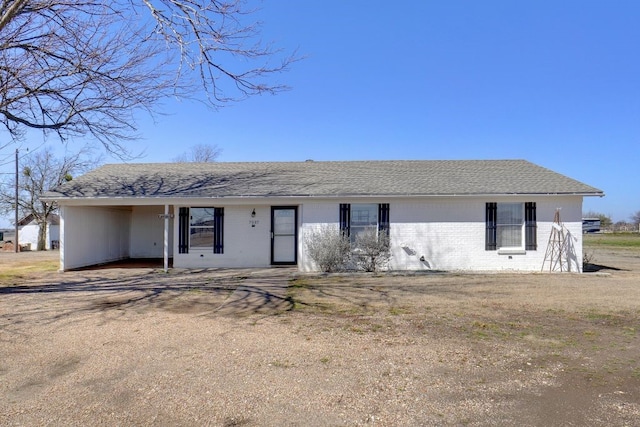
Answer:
[37, 220, 48, 251]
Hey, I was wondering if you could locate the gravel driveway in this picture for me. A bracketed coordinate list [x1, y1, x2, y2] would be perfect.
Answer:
[1, 249, 639, 426]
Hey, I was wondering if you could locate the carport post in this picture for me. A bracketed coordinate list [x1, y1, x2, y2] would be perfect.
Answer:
[163, 204, 169, 272]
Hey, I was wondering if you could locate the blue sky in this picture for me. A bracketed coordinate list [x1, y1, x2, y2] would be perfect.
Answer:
[1, 0, 639, 225]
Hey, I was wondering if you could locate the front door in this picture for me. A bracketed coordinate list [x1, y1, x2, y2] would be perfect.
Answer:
[271, 206, 297, 265]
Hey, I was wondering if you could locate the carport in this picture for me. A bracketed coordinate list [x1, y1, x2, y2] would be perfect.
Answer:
[58, 203, 174, 271]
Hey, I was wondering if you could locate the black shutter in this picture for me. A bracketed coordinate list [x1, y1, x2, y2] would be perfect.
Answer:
[213, 207, 224, 254]
[525, 202, 537, 250]
[378, 203, 390, 235]
[486, 202, 497, 251]
[339, 204, 350, 236]
[178, 207, 189, 254]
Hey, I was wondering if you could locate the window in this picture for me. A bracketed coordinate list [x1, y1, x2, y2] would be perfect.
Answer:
[350, 204, 378, 244]
[486, 202, 536, 251]
[190, 208, 215, 248]
[178, 207, 224, 254]
[340, 203, 390, 243]
[497, 203, 523, 248]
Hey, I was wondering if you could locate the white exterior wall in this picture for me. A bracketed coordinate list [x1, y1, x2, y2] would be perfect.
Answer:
[173, 204, 274, 269]
[18, 223, 38, 250]
[60, 206, 132, 270]
[18, 222, 59, 250]
[49, 224, 60, 248]
[298, 196, 584, 272]
[387, 196, 583, 272]
[129, 206, 173, 258]
[57, 195, 585, 272]
[299, 202, 341, 271]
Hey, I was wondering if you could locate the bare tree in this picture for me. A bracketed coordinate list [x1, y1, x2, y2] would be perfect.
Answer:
[631, 211, 640, 226]
[0, 1, 296, 153]
[173, 143, 222, 162]
[0, 145, 98, 250]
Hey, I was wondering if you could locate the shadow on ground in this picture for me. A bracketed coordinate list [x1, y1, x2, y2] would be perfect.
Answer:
[583, 262, 625, 272]
[0, 268, 301, 326]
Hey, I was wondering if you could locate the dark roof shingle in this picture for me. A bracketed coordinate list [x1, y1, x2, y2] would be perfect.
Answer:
[45, 160, 603, 199]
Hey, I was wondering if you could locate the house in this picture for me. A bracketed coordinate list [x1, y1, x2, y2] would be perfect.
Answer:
[16, 213, 60, 250]
[43, 160, 603, 272]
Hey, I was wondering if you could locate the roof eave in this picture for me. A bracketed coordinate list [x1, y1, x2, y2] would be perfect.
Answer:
[46, 191, 604, 202]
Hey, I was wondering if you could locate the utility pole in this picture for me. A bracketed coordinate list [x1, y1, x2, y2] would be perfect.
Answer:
[14, 148, 18, 253]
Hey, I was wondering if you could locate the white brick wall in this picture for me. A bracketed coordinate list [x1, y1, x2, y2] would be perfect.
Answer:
[298, 196, 585, 272]
[299, 202, 341, 271]
[60, 195, 585, 272]
[173, 205, 273, 268]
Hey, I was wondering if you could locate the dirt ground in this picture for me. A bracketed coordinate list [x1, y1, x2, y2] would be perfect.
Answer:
[1, 248, 639, 426]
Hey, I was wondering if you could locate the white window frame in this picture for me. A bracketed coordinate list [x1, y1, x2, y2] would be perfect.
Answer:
[496, 202, 525, 251]
[189, 207, 215, 250]
[350, 203, 378, 245]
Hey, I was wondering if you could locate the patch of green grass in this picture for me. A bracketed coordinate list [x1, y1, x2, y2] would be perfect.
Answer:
[0, 260, 58, 285]
[473, 330, 490, 339]
[583, 310, 624, 326]
[584, 233, 640, 250]
[388, 306, 410, 316]
[370, 323, 385, 332]
[468, 320, 507, 340]
[288, 278, 309, 288]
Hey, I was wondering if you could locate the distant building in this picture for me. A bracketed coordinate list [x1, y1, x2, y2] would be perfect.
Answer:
[17, 214, 60, 250]
[0, 229, 14, 242]
[582, 218, 601, 233]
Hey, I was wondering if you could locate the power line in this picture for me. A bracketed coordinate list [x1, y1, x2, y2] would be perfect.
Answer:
[0, 140, 51, 167]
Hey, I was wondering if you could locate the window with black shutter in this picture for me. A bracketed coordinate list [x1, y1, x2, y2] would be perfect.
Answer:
[339, 203, 350, 236]
[178, 207, 189, 254]
[339, 203, 390, 242]
[485, 202, 536, 251]
[213, 207, 224, 254]
[378, 203, 390, 235]
[525, 202, 537, 250]
[486, 203, 497, 250]
[178, 206, 224, 253]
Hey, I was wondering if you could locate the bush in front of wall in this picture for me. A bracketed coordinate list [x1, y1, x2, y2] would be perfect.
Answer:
[305, 225, 352, 272]
[353, 228, 391, 272]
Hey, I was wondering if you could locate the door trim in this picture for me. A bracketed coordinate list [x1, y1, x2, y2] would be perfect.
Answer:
[271, 206, 298, 265]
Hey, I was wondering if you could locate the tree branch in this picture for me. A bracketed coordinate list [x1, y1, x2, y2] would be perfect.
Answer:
[0, 0, 298, 153]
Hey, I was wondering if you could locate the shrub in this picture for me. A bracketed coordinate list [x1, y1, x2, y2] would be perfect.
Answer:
[583, 249, 596, 266]
[305, 225, 351, 272]
[353, 228, 391, 272]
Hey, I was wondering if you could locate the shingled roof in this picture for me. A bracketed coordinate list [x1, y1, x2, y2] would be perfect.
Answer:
[44, 160, 603, 200]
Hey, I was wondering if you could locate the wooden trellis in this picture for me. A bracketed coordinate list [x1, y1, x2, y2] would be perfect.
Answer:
[541, 209, 569, 272]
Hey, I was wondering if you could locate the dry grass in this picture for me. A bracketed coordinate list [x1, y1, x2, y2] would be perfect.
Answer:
[1, 248, 640, 426]
[0, 252, 58, 285]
